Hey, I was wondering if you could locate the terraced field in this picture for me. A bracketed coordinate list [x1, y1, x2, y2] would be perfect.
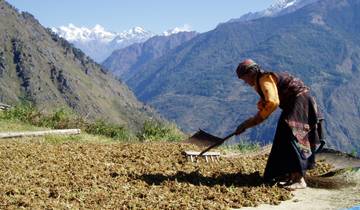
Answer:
[0, 139, 331, 209]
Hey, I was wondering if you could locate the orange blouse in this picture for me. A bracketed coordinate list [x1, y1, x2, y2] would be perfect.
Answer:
[256, 74, 280, 119]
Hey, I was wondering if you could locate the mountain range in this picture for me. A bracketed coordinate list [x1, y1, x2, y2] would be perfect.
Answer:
[120, 0, 360, 153]
[0, 0, 159, 131]
[52, 24, 193, 62]
[52, 24, 154, 62]
[227, 0, 319, 23]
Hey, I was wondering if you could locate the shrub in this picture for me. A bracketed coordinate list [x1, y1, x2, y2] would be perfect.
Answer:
[0, 102, 39, 122]
[137, 120, 184, 142]
[38, 108, 80, 129]
[0, 103, 133, 141]
[85, 120, 132, 141]
[237, 140, 260, 152]
[223, 140, 260, 153]
[350, 149, 359, 158]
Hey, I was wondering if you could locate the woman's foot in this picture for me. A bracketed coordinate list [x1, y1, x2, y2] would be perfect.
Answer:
[277, 172, 307, 190]
[276, 174, 291, 186]
[285, 177, 307, 190]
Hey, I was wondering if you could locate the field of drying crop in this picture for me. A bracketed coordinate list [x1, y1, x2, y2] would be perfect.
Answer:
[0, 139, 332, 209]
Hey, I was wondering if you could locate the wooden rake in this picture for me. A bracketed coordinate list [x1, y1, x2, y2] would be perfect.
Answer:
[183, 129, 236, 162]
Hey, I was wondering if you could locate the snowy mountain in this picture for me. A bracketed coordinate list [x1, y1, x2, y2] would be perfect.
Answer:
[162, 24, 192, 36]
[52, 24, 192, 63]
[228, 0, 320, 23]
[52, 24, 154, 62]
[51, 24, 116, 42]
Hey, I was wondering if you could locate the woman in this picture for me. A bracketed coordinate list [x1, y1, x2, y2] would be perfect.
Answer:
[234, 59, 324, 189]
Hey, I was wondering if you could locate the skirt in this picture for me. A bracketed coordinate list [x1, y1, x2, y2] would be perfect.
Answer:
[263, 92, 323, 182]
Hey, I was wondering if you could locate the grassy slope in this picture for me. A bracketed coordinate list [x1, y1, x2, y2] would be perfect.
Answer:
[0, 119, 48, 132]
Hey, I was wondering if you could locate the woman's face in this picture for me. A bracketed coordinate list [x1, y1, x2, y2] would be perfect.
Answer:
[238, 72, 256, 87]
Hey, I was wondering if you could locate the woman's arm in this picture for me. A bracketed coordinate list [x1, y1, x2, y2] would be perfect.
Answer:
[235, 74, 280, 135]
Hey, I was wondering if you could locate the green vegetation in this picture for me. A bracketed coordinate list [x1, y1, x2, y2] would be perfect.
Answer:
[86, 120, 132, 141]
[0, 103, 184, 142]
[350, 149, 359, 158]
[0, 103, 130, 141]
[222, 140, 261, 153]
[0, 118, 47, 132]
[0, 116, 116, 144]
[137, 120, 185, 142]
[1, 103, 77, 129]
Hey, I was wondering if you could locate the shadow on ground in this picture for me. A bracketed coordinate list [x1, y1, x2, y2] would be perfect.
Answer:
[306, 167, 360, 189]
[134, 171, 266, 187]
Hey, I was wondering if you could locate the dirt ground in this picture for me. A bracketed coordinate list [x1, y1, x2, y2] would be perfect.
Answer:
[240, 185, 360, 210]
[240, 170, 360, 210]
[231, 146, 360, 210]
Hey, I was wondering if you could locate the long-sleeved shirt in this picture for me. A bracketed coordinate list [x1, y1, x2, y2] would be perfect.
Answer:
[255, 74, 280, 120]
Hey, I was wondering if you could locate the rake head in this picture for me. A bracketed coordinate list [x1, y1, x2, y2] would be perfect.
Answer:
[182, 129, 225, 162]
[183, 150, 221, 162]
[183, 129, 224, 148]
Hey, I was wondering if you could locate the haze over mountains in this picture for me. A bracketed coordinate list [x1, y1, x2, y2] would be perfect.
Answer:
[112, 0, 360, 153]
[0, 0, 159, 131]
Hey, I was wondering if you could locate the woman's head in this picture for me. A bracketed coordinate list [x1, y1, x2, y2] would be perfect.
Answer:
[236, 59, 260, 86]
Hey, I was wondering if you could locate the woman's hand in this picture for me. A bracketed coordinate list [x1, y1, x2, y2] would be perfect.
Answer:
[235, 121, 249, 135]
[257, 100, 266, 110]
[235, 114, 265, 135]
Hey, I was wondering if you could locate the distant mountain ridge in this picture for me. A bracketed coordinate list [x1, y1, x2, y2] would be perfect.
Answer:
[125, 0, 360, 153]
[0, 0, 159, 131]
[227, 0, 319, 23]
[52, 24, 193, 62]
[52, 24, 154, 62]
[102, 31, 198, 80]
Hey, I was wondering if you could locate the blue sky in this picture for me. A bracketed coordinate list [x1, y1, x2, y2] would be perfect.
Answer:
[6, 0, 276, 33]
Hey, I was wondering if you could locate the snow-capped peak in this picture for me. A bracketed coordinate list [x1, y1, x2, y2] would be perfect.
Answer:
[131, 26, 147, 34]
[284, 0, 297, 8]
[124, 26, 152, 37]
[163, 24, 192, 36]
[112, 26, 154, 44]
[51, 24, 154, 44]
[265, 0, 298, 14]
[51, 23, 116, 42]
[227, 0, 319, 23]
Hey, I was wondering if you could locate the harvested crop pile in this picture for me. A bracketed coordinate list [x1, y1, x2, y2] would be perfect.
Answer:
[0, 140, 330, 209]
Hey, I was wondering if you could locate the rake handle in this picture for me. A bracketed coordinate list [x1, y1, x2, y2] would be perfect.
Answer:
[199, 132, 236, 156]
